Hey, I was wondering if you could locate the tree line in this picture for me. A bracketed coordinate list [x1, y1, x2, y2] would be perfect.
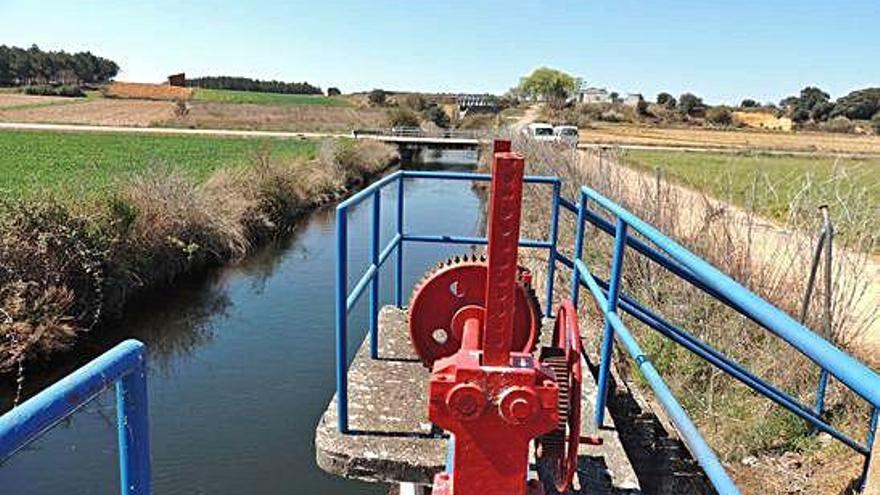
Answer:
[0, 44, 119, 86]
[185, 76, 322, 95]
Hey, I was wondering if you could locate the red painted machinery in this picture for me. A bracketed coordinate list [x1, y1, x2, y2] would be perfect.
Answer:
[408, 141, 582, 495]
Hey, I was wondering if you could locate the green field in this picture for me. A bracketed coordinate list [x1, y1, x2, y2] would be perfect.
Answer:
[192, 88, 351, 107]
[624, 149, 880, 217]
[0, 130, 316, 198]
[623, 149, 880, 245]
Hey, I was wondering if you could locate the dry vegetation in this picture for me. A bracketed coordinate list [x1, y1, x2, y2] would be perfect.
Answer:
[0, 99, 175, 127]
[495, 135, 877, 494]
[0, 139, 396, 374]
[0, 93, 75, 109]
[103, 82, 193, 101]
[579, 123, 880, 155]
[165, 102, 387, 132]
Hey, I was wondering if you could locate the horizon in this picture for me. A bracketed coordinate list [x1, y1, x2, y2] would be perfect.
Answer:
[2, 0, 878, 105]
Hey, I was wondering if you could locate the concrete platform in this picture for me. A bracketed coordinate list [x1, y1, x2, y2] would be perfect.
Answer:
[315, 306, 641, 493]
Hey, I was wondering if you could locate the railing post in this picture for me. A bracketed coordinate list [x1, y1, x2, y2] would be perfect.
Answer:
[335, 206, 349, 433]
[370, 190, 381, 359]
[569, 192, 587, 307]
[595, 218, 628, 428]
[544, 181, 561, 315]
[116, 357, 151, 495]
[395, 175, 405, 308]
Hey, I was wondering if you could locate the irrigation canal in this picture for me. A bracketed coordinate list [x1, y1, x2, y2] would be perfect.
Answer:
[0, 156, 483, 494]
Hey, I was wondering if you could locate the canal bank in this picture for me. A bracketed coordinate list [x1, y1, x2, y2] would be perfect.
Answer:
[0, 138, 395, 374]
[0, 159, 487, 495]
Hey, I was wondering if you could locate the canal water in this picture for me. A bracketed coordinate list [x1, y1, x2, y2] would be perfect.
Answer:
[0, 162, 484, 494]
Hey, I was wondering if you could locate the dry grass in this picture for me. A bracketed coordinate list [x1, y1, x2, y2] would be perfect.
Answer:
[0, 93, 73, 110]
[0, 99, 175, 127]
[580, 123, 880, 155]
[103, 82, 193, 101]
[166, 101, 387, 132]
[494, 135, 877, 494]
[0, 139, 396, 371]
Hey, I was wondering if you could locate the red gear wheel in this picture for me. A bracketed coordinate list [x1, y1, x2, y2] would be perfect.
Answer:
[538, 300, 582, 493]
[408, 254, 541, 368]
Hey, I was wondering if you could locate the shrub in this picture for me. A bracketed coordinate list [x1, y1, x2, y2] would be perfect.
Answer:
[706, 106, 733, 126]
[820, 116, 856, 134]
[173, 99, 190, 118]
[0, 200, 106, 371]
[741, 99, 759, 108]
[386, 106, 421, 128]
[657, 92, 676, 109]
[677, 92, 705, 116]
[599, 109, 625, 122]
[423, 105, 450, 128]
[23, 84, 85, 97]
[872, 112, 880, 134]
[832, 88, 880, 120]
[327, 87, 341, 97]
[368, 89, 387, 107]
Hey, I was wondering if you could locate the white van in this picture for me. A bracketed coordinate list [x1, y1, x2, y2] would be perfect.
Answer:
[554, 125, 579, 145]
[523, 123, 556, 141]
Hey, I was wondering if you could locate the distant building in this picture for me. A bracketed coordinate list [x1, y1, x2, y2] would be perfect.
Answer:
[622, 93, 644, 107]
[167, 73, 186, 87]
[733, 111, 793, 132]
[457, 94, 499, 116]
[578, 87, 613, 104]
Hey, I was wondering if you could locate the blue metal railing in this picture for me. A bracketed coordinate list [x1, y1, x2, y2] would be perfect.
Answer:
[335, 170, 562, 433]
[334, 170, 880, 493]
[572, 185, 880, 494]
[0, 339, 151, 495]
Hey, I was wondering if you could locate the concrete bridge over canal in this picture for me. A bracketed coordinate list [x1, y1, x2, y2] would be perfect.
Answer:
[352, 127, 486, 163]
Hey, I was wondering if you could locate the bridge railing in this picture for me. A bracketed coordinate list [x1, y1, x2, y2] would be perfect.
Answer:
[568, 185, 880, 494]
[335, 170, 562, 433]
[351, 127, 486, 140]
[0, 339, 151, 495]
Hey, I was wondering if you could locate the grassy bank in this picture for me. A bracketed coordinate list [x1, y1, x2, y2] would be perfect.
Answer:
[192, 88, 351, 107]
[623, 149, 880, 249]
[500, 137, 875, 493]
[0, 135, 396, 374]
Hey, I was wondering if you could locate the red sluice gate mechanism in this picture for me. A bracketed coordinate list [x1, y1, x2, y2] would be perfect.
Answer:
[407, 140, 582, 495]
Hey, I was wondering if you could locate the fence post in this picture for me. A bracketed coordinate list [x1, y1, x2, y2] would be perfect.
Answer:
[595, 218, 629, 428]
[814, 206, 834, 420]
[395, 175, 405, 308]
[116, 357, 151, 495]
[569, 193, 587, 307]
[545, 181, 561, 315]
[335, 206, 349, 433]
[801, 206, 834, 428]
[370, 190, 381, 359]
[863, 408, 880, 493]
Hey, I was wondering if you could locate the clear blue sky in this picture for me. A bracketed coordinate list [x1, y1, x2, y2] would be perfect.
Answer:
[2, 0, 877, 104]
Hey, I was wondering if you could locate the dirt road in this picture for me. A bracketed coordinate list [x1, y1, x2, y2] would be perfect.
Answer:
[584, 150, 880, 356]
[0, 121, 348, 139]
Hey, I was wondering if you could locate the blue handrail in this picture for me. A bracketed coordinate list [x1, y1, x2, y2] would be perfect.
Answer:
[572, 185, 880, 493]
[335, 170, 562, 433]
[0, 339, 151, 495]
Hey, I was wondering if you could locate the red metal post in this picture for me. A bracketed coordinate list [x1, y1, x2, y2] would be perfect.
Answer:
[482, 151, 525, 366]
[426, 141, 558, 495]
